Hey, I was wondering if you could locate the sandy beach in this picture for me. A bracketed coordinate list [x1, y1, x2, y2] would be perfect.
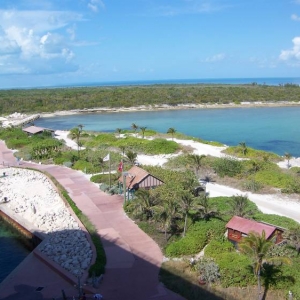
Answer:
[38, 101, 300, 118]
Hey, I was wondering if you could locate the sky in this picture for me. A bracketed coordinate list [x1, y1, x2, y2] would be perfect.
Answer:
[1, 0, 300, 88]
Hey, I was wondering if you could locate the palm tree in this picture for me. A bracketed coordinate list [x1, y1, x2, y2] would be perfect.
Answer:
[154, 199, 180, 241]
[179, 192, 198, 236]
[197, 195, 218, 221]
[284, 152, 292, 168]
[70, 126, 83, 157]
[239, 230, 291, 300]
[125, 150, 138, 165]
[128, 189, 157, 220]
[140, 126, 147, 139]
[131, 123, 138, 136]
[239, 142, 248, 156]
[78, 124, 84, 132]
[116, 128, 122, 138]
[167, 127, 176, 140]
[228, 194, 254, 218]
[188, 154, 206, 178]
[181, 176, 199, 195]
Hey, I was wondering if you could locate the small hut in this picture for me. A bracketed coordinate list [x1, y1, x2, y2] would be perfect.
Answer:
[226, 216, 284, 247]
[118, 166, 164, 194]
[22, 126, 54, 136]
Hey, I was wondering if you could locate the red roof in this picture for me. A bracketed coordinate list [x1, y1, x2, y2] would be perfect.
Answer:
[226, 216, 276, 239]
[118, 166, 164, 189]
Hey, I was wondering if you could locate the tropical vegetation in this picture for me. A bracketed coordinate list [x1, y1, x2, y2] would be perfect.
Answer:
[1, 122, 300, 299]
[0, 84, 300, 114]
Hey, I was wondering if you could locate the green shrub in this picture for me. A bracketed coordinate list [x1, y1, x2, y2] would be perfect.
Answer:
[99, 183, 109, 192]
[90, 173, 119, 185]
[142, 138, 179, 155]
[243, 179, 263, 192]
[254, 170, 298, 190]
[53, 151, 78, 165]
[73, 160, 94, 173]
[165, 233, 207, 257]
[212, 157, 242, 177]
[197, 257, 220, 284]
[253, 213, 299, 229]
[189, 218, 226, 241]
[7, 138, 31, 148]
[224, 146, 280, 161]
[204, 239, 235, 259]
[63, 161, 73, 168]
[165, 219, 226, 257]
[278, 257, 300, 297]
[30, 139, 62, 159]
[216, 252, 255, 287]
[164, 154, 194, 170]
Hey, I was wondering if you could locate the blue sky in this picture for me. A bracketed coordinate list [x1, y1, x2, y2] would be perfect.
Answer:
[1, 0, 300, 88]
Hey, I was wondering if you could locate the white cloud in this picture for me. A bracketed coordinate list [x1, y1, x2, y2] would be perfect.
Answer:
[291, 14, 300, 21]
[0, 9, 81, 75]
[279, 37, 300, 63]
[203, 53, 226, 62]
[87, 0, 105, 13]
[67, 24, 76, 41]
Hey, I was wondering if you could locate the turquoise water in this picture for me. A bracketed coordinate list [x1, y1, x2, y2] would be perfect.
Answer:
[35, 106, 300, 157]
[26, 76, 300, 89]
[0, 218, 30, 283]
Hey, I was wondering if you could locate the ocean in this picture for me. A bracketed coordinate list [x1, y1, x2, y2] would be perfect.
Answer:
[44, 76, 300, 89]
[0, 218, 30, 283]
[35, 106, 300, 157]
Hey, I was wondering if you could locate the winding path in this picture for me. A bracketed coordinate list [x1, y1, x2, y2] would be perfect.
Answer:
[0, 141, 184, 300]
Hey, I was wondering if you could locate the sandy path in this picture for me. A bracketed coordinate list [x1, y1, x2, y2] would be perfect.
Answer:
[207, 183, 300, 223]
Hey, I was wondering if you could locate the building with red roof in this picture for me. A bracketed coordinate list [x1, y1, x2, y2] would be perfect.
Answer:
[226, 216, 284, 246]
[118, 165, 164, 191]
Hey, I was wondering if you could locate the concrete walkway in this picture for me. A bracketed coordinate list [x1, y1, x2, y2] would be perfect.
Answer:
[0, 141, 185, 300]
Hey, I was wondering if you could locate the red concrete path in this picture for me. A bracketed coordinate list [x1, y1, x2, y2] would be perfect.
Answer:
[0, 141, 184, 300]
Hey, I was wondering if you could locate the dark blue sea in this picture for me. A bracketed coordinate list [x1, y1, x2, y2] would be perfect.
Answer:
[47, 77, 300, 88]
[35, 106, 300, 157]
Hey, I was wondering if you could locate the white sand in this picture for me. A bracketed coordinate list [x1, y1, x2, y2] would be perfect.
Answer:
[55, 130, 85, 150]
[0, 168, 80, 234]
[206, 183, 300, 223]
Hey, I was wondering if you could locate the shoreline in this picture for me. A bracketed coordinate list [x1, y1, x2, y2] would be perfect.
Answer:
[39, 101, 300, 118]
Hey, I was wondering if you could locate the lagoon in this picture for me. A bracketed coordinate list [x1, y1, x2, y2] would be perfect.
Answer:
[35, 106, 300, 157]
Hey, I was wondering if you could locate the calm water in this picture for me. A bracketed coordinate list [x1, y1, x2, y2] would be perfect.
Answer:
[35, 106, 300, 157]
[0, 218, 30, 283]
[34, 76, 300, 89]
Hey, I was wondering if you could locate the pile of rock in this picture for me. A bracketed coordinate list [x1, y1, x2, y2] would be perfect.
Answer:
[0, 168, 92, 277]
[39, 230, 92, 277]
